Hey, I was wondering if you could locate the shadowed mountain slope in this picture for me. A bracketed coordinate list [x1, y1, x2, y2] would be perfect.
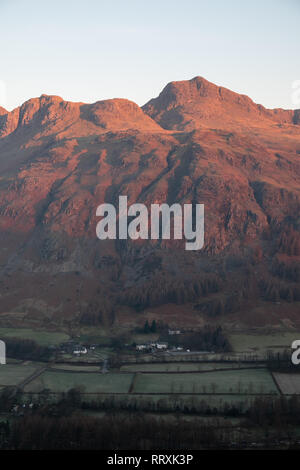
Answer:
[0, 77, 299, 329]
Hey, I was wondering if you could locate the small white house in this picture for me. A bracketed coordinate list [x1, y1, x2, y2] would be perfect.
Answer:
[168, 329, 181, 335]
[136, 344, 147, 351]
[73, 346, 88, 355]
[156, 342, 168, 350]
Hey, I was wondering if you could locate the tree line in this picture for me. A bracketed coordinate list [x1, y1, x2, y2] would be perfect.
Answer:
[5, 337, 52, 361]
[1, 394, 300, 449]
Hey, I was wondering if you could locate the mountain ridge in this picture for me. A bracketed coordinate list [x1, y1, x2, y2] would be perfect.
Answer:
[143, 76, 300, 130]
[1, 76, 299, 138]
[0, 95, 164, 139]
[0, 76, 299, 329]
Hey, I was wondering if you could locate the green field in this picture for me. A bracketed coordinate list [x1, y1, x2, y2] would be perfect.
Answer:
[0, 327, 69, 346]
[120, 362, 262, 373]
[76, 335, 112, 346]
[24, 371, 134, 393]
[60, 347, 113, 363]
[6, 358, 23, 364]
[229, 332, 299, 354]
[0, 364, 38, 386]
[10, 364, 279, 396]
[132, 369, 278, 394]
[130, 333, 160, 344]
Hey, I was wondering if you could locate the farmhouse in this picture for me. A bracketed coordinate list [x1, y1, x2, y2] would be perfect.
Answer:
[136, 344, 147, 351]
[73, 346, 88, 355]
[168, 329, 181, 335]
[156, 342, 168, 350]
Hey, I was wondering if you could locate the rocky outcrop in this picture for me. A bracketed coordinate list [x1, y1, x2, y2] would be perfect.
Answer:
[143, 76, 298, 130]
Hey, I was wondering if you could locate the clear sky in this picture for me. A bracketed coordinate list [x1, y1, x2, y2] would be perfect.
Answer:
[0, 0, 299, 111]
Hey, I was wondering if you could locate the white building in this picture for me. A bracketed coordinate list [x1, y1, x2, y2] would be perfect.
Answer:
[73, 346, 88, 355]
[136, 344, 147, 351]
[156, 342, 168, 350]
[168, 329, 181, 335]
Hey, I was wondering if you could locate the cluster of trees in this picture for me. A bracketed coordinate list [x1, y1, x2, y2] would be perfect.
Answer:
[79, 299, 115, 326]
[120, 274, 221, 311]
[0, 412, 225, 450]
[0, 387, 22, 412]
[165, 326, 231, 353]
[133, 320, 158, 334]
[271, 259, 300, 283]
[260, 278, 300, 302]
[278, 228, 300, 256]
[2, 392, 300, 449]
[266, 349, 300, 372]
[194, 292, 244, 317]
[5, 338, 52, 361]
[93, 254, 121, 281]
[245, 395, 300, 428]
[181, 327, 231, 352]
[81, 392, 243, 415]
[141, 320, 157, 334]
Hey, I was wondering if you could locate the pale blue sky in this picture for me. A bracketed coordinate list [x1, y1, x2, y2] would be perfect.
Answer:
[0, 0, 299, 111]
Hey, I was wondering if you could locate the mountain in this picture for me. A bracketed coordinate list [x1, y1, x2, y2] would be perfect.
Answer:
[143, 76, 300, 130]
[0, 77, 299, 329]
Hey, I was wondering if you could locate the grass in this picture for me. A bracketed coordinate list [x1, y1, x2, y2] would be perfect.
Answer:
[130, 333, 160, 344]
[132, 369, 278, 395]
[229, 332, 299, 354]
[0, 364, 38, 386]
[24, 371, 134, 393]
[60, 347, 113, 363]
[6, 358, 23, 364]
[77, 334, 112, 346]
[0, 327, 69, 346]
[15, 364, 278, 396]
[77, 326, 114, 346]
